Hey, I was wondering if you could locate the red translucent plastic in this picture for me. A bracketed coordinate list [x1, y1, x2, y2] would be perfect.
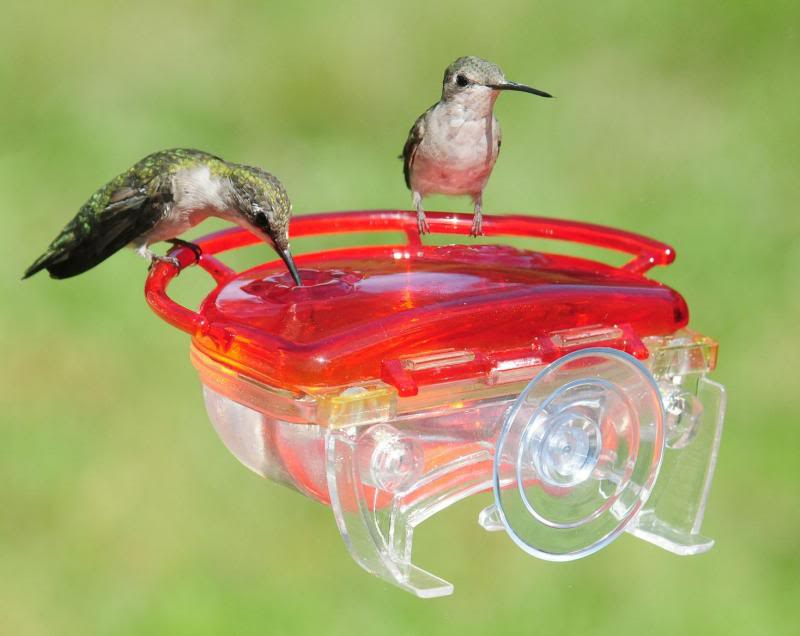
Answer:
[145, 210, 686, 391]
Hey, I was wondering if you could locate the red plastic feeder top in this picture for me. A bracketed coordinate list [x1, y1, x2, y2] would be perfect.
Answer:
[146, 210, 684, 399]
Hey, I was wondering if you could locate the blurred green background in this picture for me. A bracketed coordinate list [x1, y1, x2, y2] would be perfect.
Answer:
[2, 1, 798, 634]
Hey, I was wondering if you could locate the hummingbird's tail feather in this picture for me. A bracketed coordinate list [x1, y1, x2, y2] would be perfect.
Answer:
[22, 222, 97, 279]
[22, 243, 115, 279]
[22, 252, 53, 279]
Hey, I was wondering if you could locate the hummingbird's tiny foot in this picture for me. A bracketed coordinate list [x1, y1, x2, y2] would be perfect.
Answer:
[471, 195, 484, 237]
[142, 242, 180, 271]
[470, 218, 484, 237]
[412, 191, 429, 235]
[418, 216, 430, 235]
[167, 238, 203, 265]
[148, 254, 181, 271]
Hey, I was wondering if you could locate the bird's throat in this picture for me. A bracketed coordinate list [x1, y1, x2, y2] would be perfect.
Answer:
[444, 86, 500, 120]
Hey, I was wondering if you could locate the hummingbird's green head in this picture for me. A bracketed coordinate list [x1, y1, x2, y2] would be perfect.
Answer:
[228, 165, 302, 285]
[441, 55, 553, 101]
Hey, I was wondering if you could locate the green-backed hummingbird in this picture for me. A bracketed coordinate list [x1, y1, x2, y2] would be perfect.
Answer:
[23, 148, 302, 285]
[401, 56, 552, 236]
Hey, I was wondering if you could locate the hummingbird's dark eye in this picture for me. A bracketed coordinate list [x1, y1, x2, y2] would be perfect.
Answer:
[254, 211, 269, 228]
[456, 74, 469, 87]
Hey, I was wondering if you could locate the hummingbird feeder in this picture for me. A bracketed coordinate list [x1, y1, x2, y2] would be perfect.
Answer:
[145, 210, 726, 598]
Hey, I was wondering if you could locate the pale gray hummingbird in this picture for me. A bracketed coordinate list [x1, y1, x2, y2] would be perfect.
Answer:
[23, 148, 302, 285]
[402, 56, 552, 236]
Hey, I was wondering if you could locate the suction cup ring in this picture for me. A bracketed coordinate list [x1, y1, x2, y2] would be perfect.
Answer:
[493, 348, 665, 561]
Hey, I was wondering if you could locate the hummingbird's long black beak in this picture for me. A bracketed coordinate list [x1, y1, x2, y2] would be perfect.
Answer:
[277, 245, 302, 286]
[489, 81, 553, 98]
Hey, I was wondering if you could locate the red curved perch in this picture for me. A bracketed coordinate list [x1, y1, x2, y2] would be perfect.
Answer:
[145, 209, 676, 336]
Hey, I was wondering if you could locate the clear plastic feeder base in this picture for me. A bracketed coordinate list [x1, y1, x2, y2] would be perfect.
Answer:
[201, 338, 725, 598]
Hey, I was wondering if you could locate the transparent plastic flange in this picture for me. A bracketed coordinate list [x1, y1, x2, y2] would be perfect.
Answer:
[626, 374, 726, 554]
[325, 414, 502, 598]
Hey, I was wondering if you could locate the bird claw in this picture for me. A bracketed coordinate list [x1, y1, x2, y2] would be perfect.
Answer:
[417, 216, 431, 235]
[148, 254, 181, 271]
[167, 238, 203, 264]
[470, 219, 484, 237]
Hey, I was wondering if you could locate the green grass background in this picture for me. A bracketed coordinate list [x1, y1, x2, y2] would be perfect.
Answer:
[1, 1, 798, 634]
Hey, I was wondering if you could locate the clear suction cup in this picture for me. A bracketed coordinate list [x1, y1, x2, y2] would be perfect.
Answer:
[493, 348, 665, 561]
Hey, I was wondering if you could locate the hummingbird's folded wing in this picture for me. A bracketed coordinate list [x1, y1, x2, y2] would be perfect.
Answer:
[24, 184, 167, 279]
[401, 106, 433, 190]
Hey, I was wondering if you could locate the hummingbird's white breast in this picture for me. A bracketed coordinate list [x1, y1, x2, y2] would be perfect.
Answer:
[411, 87, 501, 198]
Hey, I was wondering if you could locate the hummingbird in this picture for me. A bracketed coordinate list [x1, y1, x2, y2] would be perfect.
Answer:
[401, 56, 552, 236]
[22, 148, 302, 285]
